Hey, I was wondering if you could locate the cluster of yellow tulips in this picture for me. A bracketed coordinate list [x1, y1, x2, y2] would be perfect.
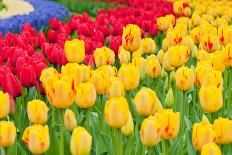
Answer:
[0, 0, 232, 155]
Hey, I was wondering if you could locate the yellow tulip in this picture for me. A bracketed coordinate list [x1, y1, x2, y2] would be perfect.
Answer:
[93, 47, 115, 68]
[118, 63, 140, 91]
[0, 121, 16, 147]
[184, 7, 191, 17]
[0, 91, 10, 119]
[64, 109, 77, 132]
[97, 65, 117, 77]
[134, 87, 162, 116]
[162, 38, 169, 51]
[121, 111, 134, 136]
[192, 116, 216, 151]
[107, 77, 125, 98]
[104, 97, 129, 128]
[163, 52, 175, 72]
[141, 38, 156, 54]
[183, 35, 195, 50]
[218, 26, 232, 46]
[190, 27, 201, 44]
[201, 70, 223, 89]
[80, 64, 91, 82]
[209, 51, 225, 72]
[22, 125, 50, 154]
[201, 143, 222, 155]
[202, 14, 214, 25]
[46, 77, 75, 109]
[175, 66, 194, 91]
[173, 1, 184, 15]
[214, 18, 228, 28]
[222, 43, 232, 67]
[154, 109, 180, 139]
[140, 116, 161, 147]
[145, 55, 161, 78]
[157, 50, 165, 65]
[199, 86, 223, 113]
[197, 50, 210, 62]
[191, 13, 202, 28]
[200, 34, 220, 53]
[132, 46, 144, 58]
[166, 29, 185, 46]
[165, 88, 174, 108]
[40, 67, 59, 87]
[213, 117, 232, 144]
[167, 45, 190, 67]
[64, 39, 85, 63]
[122, 24, 141, 52]
[131, 56, 146, 73]
[75, 82, 96, 108]
[118, 46, 130, 64]
[27, 100, 49, 124]
[195, 62, 213, 87]
[70, 127, 92, 155]
[157, 16, 173, 31]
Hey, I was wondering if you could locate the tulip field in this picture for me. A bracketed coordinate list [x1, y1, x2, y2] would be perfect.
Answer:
[1, 0, 232, 155]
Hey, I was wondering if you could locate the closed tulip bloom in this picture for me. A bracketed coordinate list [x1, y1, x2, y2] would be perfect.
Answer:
[40, 67, 59, 86]
[80, 64, 91, 82]
[200, 34, 220, 53]
[104, 97, 129, 128]
[175, 66, 195, 91]
[118, 63, 140, 91]
[118, 47, 131, 64]
[195, 62, 213, 87]
[190, 27, 201, 43]
[64, 39, 85, 63]
[146, 55, 161, 78]
[0, 91, 10, 119]
[134, 87, 162, 116]
[167, 45, 190, 67]
[163, 52, 175, 72]
[22, 125, 50, 154]
[132, 46, 144, 58]
[197, 50, 210, 62]
[141, 38, 156, 54]
[173, 1, 183, 15]
[46, 78, 75, 109]
[0, 121, 16, 147]
[191, 13, 202, 27]
[184, 7, 191, 17]
[183, 35, 195, 50]
[162, 38, 169, 51]
[93, 47, 115, 68]
[202, 70, 223, 89]
[75, 82, 96, 108]
[140, 116, 161, 147]
[222, 43, 232, 67]
[157, 50, 165, 65]
[165, 88, 174, 108]
[64, 109, 77, 132]
[121, 111, 134, 136]
[122, 24, 141, 52]
[213, 117, 232, 144]
[157, 16, 172, 31]
[192, 116, 216, 150]
[199, 86, 223, 113]
[90, 69, 111, 94]
[201, 143, 222, 155]
[209, 51, 225, 72]
[70, 127, 92, 155]
[27, 100, 49, 124]
[107, 77, 125, 98]
[154, 109, 180, 139]
[131, 57, 146, 78]
[222, 26, 232, 45]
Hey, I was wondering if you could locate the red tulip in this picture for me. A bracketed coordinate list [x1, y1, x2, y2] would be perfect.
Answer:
[18, 63, 37, 88]
[47, 30, 57, 43]
[38, 32, 46, 47]
[49, 18, 60, 30]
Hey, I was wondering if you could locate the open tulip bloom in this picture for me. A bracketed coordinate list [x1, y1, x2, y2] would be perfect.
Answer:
[0, 0, 232, 155]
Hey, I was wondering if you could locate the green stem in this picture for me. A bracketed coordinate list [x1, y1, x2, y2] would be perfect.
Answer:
[115, 128, 123, 155]
[181, 91, 186, 135]
[59, 109, 64, 155]
[148, 147, 154, 155]
[162, 140, 167, 155]
[52, 107, 55, 128]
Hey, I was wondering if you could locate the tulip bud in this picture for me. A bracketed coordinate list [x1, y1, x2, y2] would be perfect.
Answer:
[146, 55, 161, 78]
[93, 47, 115, 68]
[134, 87, 162, 116]
[170, 71, 176, 84]
[201, 143, 222, 155]
[64, 39, 85, 63]
[0, 121, 16, 147]
[118, 63, 140, 91]
[27, 100, 49, 124]
[154, 109, 180, 139]
[122, 24, 141, 52]
[157, 16, 173, 32]
[184, 7, 191, 17]
[192, 117, 216, 150]
[161, 68, 168, 79]
[191, 13, 202, 27]
[0, 91, 10, 119]
[70, 127, 92, 155]
[104, 97, 129, 128]
[162, 38, 169, 51]
[195, 62, 214, 87]
[175, 66, 194, 91]
[191, 45, 198, 58]
[157, 49, 165, 65]
[64, 109, 77, 132]
[118, 47, 131, 64]
[173, 1, 184, 15]
[140, 116, 161, 147]
[141, 38, 156, 54]
[107, 77, 125, 98]
[165, 88, 174, 108]
[75, 82, 96, 108]
[121, 111, 134, 136]
[164, 77, 169, 92]
[199, 85, 223, 113]
[22, 125, 50, 154]
[213, 117, 232, 144]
